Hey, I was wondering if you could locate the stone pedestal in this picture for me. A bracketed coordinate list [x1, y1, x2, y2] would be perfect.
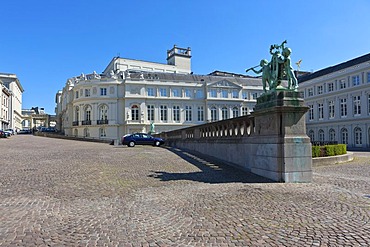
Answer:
[251, 90, 312, 182]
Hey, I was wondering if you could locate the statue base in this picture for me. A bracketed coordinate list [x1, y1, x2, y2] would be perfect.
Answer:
[250, 90, 312, 182]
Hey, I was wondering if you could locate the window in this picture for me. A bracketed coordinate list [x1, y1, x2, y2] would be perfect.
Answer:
[318, 103, 324, 120]
[160, 105, 167, 121]
[309, 105, 314, 120]
[329, 129, 336, 142]
[221, 107, 228, 120]
[307, 88, 314, 97]
[252, 93, 258, 99]
[328, 100, 335, 118]
[318, 129, 325, 142]
[147, 88, 155, 96]
[368, 95, 370, 114]
[367, 72, 370, 83]
[172, 88, 180, 97]
[339, 79, 346, 89]
[173, 105, 180, 122]
[221, 90, 228, 98]
[85, 89, 91, 97]
[84, 128, 90, 137]
[242, 107, 248, 116]
[100, 88, 107, 96]
[317, 85, 323, 95]
[185, 89, 192, 98]
[197, 106, 204, 121]
[131, 105, 139, 121]
[352, 75, 360, 86]
[232, 90, 239, 99]
[232, 107, 239, 118]
[75, 91, 79, 99]
[185, 106, 192, 121]
[340, 98, 347, 117]
[308, 130, 314, 142]
[75, 106, 79, 121]
[210, 89, 217, 97]
[341, 128, 348, 144]
[328, 82, 334, 92]
[99, 128, 106, 137]
[242, 91, 248, 99]
[196, 89, 204, 99]
[147, 105, 154, 121]
[211, 107, 217, 121]
[354, 127, 362, 146]
[159, 88, 167, 97]
[353, 95, 361, 115]
[85, 105, 91, 121]
[99, 104, 108, 120]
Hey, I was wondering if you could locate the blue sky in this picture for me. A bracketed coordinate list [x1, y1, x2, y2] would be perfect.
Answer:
[1, 1, 370, 114]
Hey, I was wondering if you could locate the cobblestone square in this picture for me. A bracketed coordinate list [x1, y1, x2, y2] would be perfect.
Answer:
[0, 135, 369, 246]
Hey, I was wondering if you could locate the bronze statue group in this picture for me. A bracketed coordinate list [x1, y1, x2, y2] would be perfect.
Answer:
[246, 40, 298, 93]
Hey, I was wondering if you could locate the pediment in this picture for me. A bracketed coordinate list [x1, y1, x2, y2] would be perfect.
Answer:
[208, 79, 242, 89]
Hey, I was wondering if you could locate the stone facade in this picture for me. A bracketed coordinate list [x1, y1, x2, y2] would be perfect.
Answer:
[299, 53, 370, 150]
[55, 46, 264, 141]
[0, 73, 24, 132]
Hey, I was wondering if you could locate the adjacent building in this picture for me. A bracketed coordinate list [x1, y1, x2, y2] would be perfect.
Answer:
[299, 53, 370, 150]
[55, 45, 264, 141]
[0, 73, 24, 132]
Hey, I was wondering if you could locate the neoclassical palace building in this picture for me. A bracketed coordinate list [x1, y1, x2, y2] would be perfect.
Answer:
[0, 73, 24, 132]
[55, 46, 263, 141]
[299, 53, 370, 150]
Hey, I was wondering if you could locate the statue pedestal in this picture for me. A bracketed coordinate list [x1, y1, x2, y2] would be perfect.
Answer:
[251, 90, 312, 182]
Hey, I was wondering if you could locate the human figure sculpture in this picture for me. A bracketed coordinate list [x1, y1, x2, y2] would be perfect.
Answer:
[246, 59, 272, 93]
[246, 40, 298, 92]
[282, 47, 298, 89]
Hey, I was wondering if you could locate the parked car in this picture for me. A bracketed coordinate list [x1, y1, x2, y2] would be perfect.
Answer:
[0, 130, 7, 138]
[121, 133, 164, 147]
[5, 129, 14, 135]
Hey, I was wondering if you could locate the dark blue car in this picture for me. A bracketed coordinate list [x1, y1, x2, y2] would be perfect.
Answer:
[121, 133, 164, 147]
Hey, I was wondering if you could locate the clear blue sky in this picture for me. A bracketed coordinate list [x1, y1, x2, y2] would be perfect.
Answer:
[1, 1, 370, 114]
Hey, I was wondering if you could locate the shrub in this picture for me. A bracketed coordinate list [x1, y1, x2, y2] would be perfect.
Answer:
[312, 144, 347, 157]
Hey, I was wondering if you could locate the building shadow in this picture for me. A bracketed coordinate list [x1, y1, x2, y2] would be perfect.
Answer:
[149, 147, 273, 184]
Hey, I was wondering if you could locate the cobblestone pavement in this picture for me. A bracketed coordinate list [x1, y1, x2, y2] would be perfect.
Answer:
[0, 135, 369, 246]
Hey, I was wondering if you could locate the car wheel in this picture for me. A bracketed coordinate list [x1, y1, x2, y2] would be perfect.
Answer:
[128, 141, 135, 147]
[154, 141, 161, 147]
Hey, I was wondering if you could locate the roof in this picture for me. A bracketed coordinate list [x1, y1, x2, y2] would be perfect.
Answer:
[126, 71, 262, 87]
[298, 53, 370, 83]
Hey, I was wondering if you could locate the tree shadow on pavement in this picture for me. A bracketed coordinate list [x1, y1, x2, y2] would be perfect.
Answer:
[149, 147, 273, 184]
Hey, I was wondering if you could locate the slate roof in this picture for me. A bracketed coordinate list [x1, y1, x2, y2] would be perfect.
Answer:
[298, 53, 370, 83]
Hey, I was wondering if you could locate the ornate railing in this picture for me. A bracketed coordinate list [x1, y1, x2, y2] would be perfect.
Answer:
[82, 120, 91, 125]
[97, 119, 109, 125]
[72, 121, 79, 126]
[160, 115, 254, 140]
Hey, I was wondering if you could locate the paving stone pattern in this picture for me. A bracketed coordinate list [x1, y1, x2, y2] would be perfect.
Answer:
[0, 135, 369, 246]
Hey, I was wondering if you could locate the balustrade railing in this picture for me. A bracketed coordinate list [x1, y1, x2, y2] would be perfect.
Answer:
[160, 115, 254, 140]
[97, 119, 109, 125]
[82, 120, 91, 125]
[72, 121, 79, 126]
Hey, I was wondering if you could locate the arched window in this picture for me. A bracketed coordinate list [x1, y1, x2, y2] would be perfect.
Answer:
[83, 105, 92, 125]
[99, 104, 108, 121]
[340, 128, 348, 144]
[131, 105, 139, 121]
[74, 129, 78, 137]
[221, 107, 228, 120]
[211, 107, 217, 122]
[84, 128, 90, 137]
[354, 127, 362, 146]
[308, 130, 314, 142]
[329, 129, 336, 142]
[75, 106, 79, 121]
[318, 129, 325, 142]
[99, 128, 106, 137]
[232, 107, 239, 118]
